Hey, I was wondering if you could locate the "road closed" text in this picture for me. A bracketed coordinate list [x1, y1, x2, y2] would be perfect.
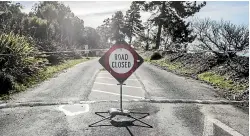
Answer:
[111, 54, 132, 68]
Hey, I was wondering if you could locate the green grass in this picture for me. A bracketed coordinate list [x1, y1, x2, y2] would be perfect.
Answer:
[198, 72, 248, 92]
[148, 58, 247, 92]
[14, 58, 92, 93]
[143, 57, 151, 62]
[100, 68, 106, 71]
[150, 59, 191, 72]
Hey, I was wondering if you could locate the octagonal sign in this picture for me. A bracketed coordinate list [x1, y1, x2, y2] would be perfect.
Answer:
[99, 44, 144, 84]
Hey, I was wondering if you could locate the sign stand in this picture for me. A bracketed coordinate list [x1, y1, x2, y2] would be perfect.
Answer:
[88, 43, 152, 128]
[119, 83, 124, 112]
[89, 82, 152, 128]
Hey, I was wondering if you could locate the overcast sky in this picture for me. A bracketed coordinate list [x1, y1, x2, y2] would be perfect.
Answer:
[18, 1, 249, 28]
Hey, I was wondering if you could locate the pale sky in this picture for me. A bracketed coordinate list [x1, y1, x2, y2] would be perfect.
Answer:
[18, 1, 249, 28]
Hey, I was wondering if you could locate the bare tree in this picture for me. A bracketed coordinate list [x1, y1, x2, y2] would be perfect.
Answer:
[192, 17, 249, 58]
[192, 17, 249, 75]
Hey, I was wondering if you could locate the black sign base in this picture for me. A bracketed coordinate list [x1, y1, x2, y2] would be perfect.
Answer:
[88, 108, 153, 128]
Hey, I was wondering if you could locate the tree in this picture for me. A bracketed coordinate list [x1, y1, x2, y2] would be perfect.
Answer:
[110, 11, 127, 43]
[96, 18, 112, 48]
[136, 1, 206, 49]
[83, 27, 101, 49]
[0, 1, 89, 93]
[163, 16, 196, 52]
[192, 18, 249, 58]
[31, 1, 86, 51]
[124, 2, 144, 44]
[0, 1, 24, 34]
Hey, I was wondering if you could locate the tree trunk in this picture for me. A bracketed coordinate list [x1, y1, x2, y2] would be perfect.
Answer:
[145, 28, 150, 51]
[154, 2, 165, 50]
[145, 42, 149, 51]
[129, 13, 134, 45]
[155, 24, 162, 49]
[129, 35, 132, 45]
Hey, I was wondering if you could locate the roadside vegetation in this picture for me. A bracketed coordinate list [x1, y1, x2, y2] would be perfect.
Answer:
[197, 72, 247, 91]
[143, 52, 248, 101]
[0, 2, 100, 97]
[0, 58, 90, 100]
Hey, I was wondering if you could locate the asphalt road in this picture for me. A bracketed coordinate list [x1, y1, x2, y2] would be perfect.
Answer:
[9, 58, 102, 103]
[0, 59, 248, 136]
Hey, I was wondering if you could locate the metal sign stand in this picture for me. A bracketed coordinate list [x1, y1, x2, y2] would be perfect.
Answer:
[89, 83, 153, 128]
[119, 83, 123, 112]
[88, 43, 152, 129]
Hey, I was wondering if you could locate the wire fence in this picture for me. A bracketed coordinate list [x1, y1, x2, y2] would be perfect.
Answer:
[0, 48, 248, 57]
[0, 49, 109, 56]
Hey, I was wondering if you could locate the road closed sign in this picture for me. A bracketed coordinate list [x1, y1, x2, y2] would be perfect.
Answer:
[99, 44, 143, 84]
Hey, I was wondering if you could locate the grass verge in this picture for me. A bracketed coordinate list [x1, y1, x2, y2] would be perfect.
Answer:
[198, 72, 248, 92]
[0, 58, 92, 100]
[150, 59, 194, 74]
[146, 58, 248, 94]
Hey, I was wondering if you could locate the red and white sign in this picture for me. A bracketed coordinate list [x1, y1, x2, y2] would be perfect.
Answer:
[99, 44, 144, 84]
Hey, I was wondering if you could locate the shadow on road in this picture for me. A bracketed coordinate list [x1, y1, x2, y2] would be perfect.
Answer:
[89, 120, 153, 136]
[89, 111, 153, 136]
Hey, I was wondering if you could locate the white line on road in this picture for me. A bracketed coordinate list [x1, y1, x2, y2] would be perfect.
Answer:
[203, 116, 243, 136]
[99, 72, 136, 77]
[98, 72, 135, 77]
[202, 116, 214, 136]
[94, 82, 142, 89]
[96, 77, 138, 81]
[98, 73, 111, 75]
[92, 89, 144, 99]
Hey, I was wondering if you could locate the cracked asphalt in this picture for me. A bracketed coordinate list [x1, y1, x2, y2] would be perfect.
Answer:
[0, 59, 248, 136]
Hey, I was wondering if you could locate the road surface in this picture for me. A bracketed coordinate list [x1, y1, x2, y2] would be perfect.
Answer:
[0, 58, 248, 136]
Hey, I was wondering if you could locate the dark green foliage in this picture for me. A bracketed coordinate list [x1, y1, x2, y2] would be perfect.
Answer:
[46, 54, 63, 65]
[0, 72, 14, 94]
[97, 11, 128, 44]
[0, 32, 40, 93]
[124, 2, 144, 44]
[0, 32, 38, 73]
[110, 11, 127, 42]
[136, 1, 206, 49]
[96, 18, 112, 48]
[150, 52, 162, 60]
[0, 1, 24, 34]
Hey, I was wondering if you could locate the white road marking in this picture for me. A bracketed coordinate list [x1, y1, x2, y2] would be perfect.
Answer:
[98, 73, 111, 75]
[96, 77, 138, 81]
[92, 89, 144, 99]
[99, 72, 136, 77]
[94, 82, 142, 89]
[203, 116, 214, 136]
[58, 104, 89, 116]
[203, 116, 243, 136]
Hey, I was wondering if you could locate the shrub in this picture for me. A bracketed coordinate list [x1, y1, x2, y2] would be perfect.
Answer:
[0, 72, 14, 94]
[150, 52, 162, 60]
[46, 54, 63, 65]
[0, 32, 41, 93]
